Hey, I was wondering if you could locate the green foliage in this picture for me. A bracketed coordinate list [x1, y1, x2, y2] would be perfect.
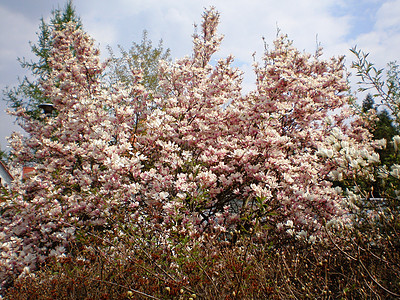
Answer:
[0, 148, 7, 162]
[106, 30, 171, 98]
[351, 47, 400, 125]
[3, 1, 82, 120]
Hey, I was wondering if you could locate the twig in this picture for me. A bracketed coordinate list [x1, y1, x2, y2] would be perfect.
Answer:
[358, 248, 400, 298]
[278, 260, 298, 300]
[187, 247, 219, 295]
[60, 220, 197, 295]
[78, 276, 161, 300]
[324, 226, 357, 261]
[358, 244, 391, 266]
[363, 277, 381, 299]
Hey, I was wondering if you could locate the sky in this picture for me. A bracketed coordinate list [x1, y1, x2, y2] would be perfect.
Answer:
[1, 0, 400, 151]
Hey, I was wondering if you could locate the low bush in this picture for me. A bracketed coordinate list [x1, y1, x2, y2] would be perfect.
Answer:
[6, 220, 399, 299]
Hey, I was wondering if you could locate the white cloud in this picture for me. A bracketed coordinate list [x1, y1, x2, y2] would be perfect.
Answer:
[213, 0, 352, 60]
[351, 0, 400, 68]
[73, 0, 354, 64]
[375, 0, 400, 30]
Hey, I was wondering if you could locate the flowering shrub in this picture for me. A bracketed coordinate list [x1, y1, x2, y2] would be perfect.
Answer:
[1, 7, 376, 290]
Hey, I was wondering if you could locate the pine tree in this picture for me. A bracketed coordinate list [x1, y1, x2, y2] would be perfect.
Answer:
[3, 1, 82, 120]
[362, 93, 374, 113]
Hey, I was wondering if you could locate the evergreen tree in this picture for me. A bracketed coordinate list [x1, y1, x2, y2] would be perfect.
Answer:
[375, 110, 399, 147]
[3, 0, 81, 120]
[362, 93, 374, 113]
[361, 94, 399, 165]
